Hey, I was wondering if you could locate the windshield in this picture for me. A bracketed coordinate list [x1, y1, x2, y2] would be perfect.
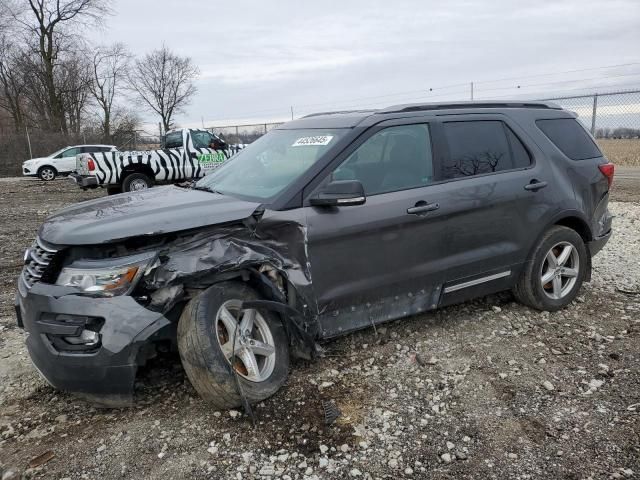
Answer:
[196, 128, 346, 201]
[48, 147, 67, 158]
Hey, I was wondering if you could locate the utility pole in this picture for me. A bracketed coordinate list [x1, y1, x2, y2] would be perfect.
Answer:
[25, 125, 33, 159]
[290, 106, 294, 120]
[470, 82, 474, 101]
[591, 94, 598, 135]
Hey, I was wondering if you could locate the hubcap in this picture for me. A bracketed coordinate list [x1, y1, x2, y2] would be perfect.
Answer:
[540, 241, 579, 300]
[130, 179, 148, 191]
[215, 300, 276, 383]
[41, 169, 54, 180]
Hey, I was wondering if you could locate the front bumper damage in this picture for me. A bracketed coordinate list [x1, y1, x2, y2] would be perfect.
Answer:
[16, 282, 171, 405]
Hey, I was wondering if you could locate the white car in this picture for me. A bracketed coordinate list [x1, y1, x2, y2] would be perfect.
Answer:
[22, 144, 118, 181]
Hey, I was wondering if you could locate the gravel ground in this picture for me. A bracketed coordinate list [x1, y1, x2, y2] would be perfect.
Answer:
[0, 177, 639, 480]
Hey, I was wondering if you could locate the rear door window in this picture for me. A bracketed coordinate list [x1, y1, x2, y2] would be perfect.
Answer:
[536, 118, 602, 160]
[165, 132, 183, 149]
[441, 120, 531, 180]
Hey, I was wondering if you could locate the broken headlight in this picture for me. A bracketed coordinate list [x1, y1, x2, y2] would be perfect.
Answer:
[56, 252, 156, 297]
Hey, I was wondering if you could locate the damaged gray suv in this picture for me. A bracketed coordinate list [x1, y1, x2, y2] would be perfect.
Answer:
[16, 101, 614, 408]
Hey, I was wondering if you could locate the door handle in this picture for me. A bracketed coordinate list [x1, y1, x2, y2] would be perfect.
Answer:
[407, 202, 439, 215]
[524, 180, 548, 191]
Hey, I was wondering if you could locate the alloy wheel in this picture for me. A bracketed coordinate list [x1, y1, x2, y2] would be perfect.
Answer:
[540, 241, 579, 300]
[40, 168, 55, 181]
[214, 300, 276, 382]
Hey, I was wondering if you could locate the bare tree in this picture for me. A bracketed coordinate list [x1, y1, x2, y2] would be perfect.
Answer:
[0, 39, 28, 131]
[9, 0, 111, 133]
[128, 45, 199, 133]
[88, 43, 129, 142]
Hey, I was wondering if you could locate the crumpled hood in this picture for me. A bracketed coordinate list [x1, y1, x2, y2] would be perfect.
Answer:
[39, 186, 262, 245]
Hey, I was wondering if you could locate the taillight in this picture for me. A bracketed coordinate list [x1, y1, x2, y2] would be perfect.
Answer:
[598, 163, 614, 188]
[87, 159, 95, 171]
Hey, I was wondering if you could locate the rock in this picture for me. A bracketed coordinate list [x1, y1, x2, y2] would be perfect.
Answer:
[305, 467, 313, 475]
[297, 461, 307, 469]
[589, 379, 604, 389]
[319, 381, 334, 389]
[441, 453, 452, 464]
[542, 380, 555, 391]
[508, 453, 518, 459]
[492, 306, 502, 313]
[462, 436, 471, 443]
[405, 467, 414, 474]
[320, 444, 329, 454]
[259, 465, 275, 476]
[349, 468, 362, 477]
[319, 457, 329, 468]
[2, 469, 19, 480]
[499, 373, 508, 379]
[229, 410, 240, 418]
[388, 458, 398, 468]
[340, 444, 350, 452]
[54, 414, 68, 423]
[446, 441, 455, 450]
[96, 444, 106, 453]
[157, 452, 165, 459]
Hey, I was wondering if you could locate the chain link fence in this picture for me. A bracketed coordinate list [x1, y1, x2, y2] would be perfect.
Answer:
[0, 129, 160, 177]
[207, 122, 284, 145]
[540, 90, 640, 166]
[539, 89, 640, 138]
[2, 89, 640, 177]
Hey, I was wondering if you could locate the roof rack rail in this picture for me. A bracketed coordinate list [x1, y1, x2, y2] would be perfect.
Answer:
[302, 109, 377, 118]
[378, 100, 561, 114]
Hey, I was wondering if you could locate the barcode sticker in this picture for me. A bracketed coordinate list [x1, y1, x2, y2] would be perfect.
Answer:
[292, 135, 334, 147]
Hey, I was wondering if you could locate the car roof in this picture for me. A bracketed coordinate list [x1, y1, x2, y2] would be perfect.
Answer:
[280, 100, 563, 129]
[65, 144, 117, 149]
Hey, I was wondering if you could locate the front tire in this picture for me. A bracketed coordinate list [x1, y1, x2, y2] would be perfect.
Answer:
[177, 281, 289, 409]
[514, 226, 587, 311]
[122, 172, 153, 192]
[37, 166, 57, 181]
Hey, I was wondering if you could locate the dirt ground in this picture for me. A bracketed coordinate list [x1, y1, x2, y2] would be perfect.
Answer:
[0, 176, 639, 480]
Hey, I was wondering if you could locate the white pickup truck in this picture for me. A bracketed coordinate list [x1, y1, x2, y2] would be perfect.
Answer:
[72, 128, 240, 194]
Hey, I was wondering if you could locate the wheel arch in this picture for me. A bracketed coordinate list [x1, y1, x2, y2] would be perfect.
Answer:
[37, 164, 58, 174]
[526, 211, 593, 281]
[175, 264, 316, 359]
[121, 163, 155, 180]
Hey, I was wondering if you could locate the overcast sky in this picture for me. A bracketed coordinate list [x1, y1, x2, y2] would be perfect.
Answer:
[98, 0, 640, 130]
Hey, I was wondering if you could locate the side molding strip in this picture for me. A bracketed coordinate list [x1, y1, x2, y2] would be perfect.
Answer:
[443, 270, 512, 294]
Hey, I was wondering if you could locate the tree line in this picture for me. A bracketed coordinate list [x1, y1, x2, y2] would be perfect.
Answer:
[0, 0, 199, 148]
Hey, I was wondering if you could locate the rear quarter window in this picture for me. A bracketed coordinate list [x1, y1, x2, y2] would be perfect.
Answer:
[536, 118, 602, 160]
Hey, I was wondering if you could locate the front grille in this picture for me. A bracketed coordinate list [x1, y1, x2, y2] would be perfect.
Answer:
[21, 237, 59, 290]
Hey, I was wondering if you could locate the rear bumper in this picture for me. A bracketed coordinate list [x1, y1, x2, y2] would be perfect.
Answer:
[588, 229, 611, 257]
[69, 173, 98, 189]
[16, 281, 171, 405]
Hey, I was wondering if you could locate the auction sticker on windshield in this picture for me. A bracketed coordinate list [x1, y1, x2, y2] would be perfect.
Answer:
[292, 135, 334, 147]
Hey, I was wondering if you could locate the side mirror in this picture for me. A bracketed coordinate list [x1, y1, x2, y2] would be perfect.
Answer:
[309, 180, 366, 207]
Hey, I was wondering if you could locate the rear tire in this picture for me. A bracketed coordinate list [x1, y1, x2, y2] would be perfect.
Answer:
[122, 172, 153, 192]
[37, 166, 57, 181]
[513, 226, 587, 311]
[177, 281, 289, 409]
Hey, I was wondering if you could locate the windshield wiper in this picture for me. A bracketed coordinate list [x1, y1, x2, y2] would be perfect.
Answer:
[192, 184, 222, 194]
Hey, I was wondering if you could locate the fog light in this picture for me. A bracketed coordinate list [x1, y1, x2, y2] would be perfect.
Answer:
[64, 329, 100, 346]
